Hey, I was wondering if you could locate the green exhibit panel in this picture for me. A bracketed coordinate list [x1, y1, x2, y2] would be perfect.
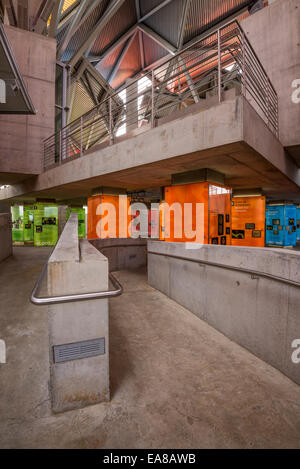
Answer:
[66, 207, 86, 238]
[34, 204, 58, 247]
[11, 206, 24, 244]
[23, 205, 35, 243]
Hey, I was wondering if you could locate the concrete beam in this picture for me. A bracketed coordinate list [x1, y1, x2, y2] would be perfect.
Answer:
[0, 212, 12, 262]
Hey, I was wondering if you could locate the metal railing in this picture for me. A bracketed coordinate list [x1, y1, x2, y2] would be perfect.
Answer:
[148, 250, 300, 288]
[30, 253, 123, 305]
[44, 20, 279, 170]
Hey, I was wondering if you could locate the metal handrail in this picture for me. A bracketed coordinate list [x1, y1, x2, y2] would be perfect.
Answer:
[30, 241, 148, 305]
[148, 250, 300, 288]
[44, 19, 278, 168]
[30, 261, 123, 306]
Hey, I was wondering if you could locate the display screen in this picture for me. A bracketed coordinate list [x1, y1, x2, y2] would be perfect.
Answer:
[232, 230, 245, 239]
[245, 223, 255, 230]
[252, 230, 261, 238]
[218, 214, 224, 236]
[289, 218, 295, 225]
[267, 225, 273, 230]
[34, 204, 58, 246]
[273, 219, 280, 225]
[42, 217, 57, 226]
[211, 237, 219, 244]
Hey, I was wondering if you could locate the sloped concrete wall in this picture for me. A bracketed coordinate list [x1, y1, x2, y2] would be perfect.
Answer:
[148, 241, 300, 385]
[0, 213, 12, 262]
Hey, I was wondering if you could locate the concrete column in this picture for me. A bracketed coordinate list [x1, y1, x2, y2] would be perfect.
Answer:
[0, 213, 12, 262]
[47, 213, 109, 413]
[58, 205, 67, 237]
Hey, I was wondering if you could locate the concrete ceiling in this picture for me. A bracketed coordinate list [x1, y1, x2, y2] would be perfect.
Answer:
[6, 141, 300, 204]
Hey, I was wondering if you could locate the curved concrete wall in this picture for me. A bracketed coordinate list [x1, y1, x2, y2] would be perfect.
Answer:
[0, 213, 12, 263]
[89, 238, 147, 272]
[148, 241, 300, 385]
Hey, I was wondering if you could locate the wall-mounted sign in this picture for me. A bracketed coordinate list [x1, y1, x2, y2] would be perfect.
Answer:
[34, 204, 58, 246]
[23, 205, 34, 243]
[11, 206, 23, 243]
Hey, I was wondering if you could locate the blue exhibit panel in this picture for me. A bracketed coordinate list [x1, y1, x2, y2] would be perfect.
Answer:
[266, 205, 297, 247]
[297, 207, 300, 243]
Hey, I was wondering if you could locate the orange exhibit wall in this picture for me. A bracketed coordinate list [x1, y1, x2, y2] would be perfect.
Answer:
[164, 183, 209, 243]
[164, 182, 210, 243]
[87, 195, 131, 240]
[163, 182, 232, 244]
[208, 185, 232, 245]
[231, 196, 266, 247]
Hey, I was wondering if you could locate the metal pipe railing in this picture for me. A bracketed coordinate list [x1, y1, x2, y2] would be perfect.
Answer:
[44, 20, 279, 169]
[148, 250, 300, 289]
[30, 242, 147, 305]
[30, 257, 123, 306]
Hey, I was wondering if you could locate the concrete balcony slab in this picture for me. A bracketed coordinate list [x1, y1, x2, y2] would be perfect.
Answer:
[1, 96, 300, 203]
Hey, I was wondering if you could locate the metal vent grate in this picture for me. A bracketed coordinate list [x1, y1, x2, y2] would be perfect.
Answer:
[53, 338, 105, 363]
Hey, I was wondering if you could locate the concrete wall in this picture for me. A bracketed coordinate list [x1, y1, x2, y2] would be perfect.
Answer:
[47, 213, 110, 413]
[243, 0, 300, 160]
[148, 241, 300, 385]
[0, 25, 56, 179]
[0, 213, 12, 262]
[89, 238, 147, 272]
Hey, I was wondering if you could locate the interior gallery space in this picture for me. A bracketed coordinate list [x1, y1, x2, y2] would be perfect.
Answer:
[0, 0, 300, 453]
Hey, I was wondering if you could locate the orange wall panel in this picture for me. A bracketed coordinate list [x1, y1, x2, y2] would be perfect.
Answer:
[164, 183, 209, 243]
[209, 186, 232, 245]
[88, 195, 131, 240]
[231, 196, 266, 247]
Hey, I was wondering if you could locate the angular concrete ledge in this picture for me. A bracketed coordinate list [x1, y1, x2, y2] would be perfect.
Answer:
[89, 238, 147, 272]
[147, 240, 300, 385]
[47, 213, 109, 413]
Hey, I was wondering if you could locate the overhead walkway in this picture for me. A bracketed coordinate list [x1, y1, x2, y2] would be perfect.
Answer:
[1, 21, 299, 205]
[0, 245, 300, 448]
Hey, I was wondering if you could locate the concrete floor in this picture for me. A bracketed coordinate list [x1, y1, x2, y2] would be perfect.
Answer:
[0, 247, 300, 449]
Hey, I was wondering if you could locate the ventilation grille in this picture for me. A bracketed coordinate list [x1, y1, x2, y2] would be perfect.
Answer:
[53, 338, 105, 363]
